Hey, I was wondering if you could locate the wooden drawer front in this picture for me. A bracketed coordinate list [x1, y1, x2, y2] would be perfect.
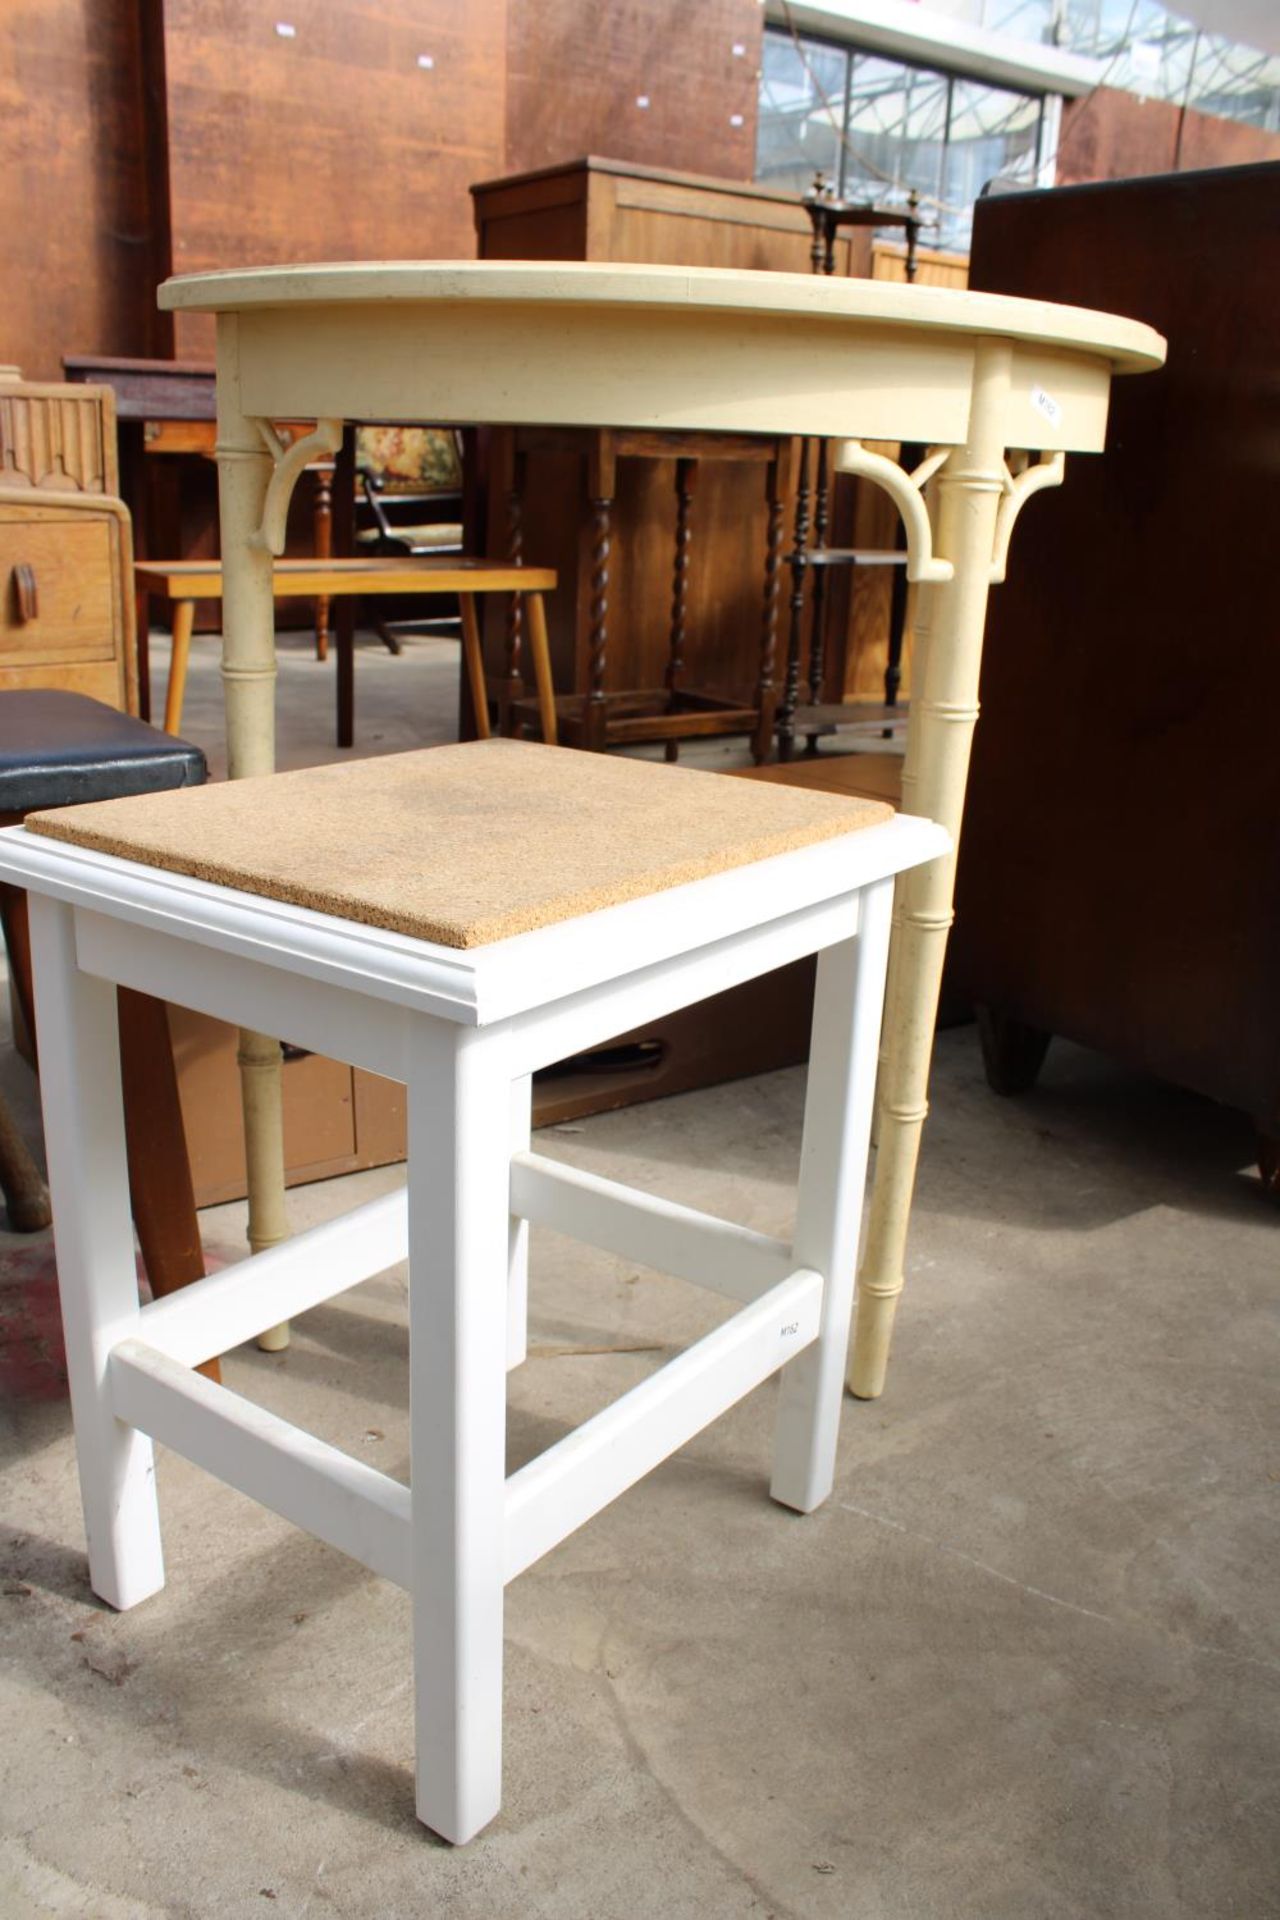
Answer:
[0, 519, 116, 665]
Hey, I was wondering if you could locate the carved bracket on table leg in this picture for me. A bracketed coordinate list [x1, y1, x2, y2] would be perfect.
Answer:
[832, 440, 954, 585]
[989, 451, 1066, 583]
[251, 418, 345, 557]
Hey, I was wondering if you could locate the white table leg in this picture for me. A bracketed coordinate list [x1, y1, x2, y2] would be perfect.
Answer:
[216, 321, 291, 1348]
[29, 896, 164, 1610]
[507, 1073, 531, 1370]
[771, 878, 894, 1513]
[407, 1019, 511, 1844]
[848, 340, 1012, 1400]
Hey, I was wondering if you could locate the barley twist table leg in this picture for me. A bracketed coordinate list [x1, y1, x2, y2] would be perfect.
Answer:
[778, 440, 812, 763]
[587, 495, 612, 752]
[664, 456, 696, 762]
[216, 325, 292, 1349]
[752, 439, 789, 764]
[848, 341, 1012, 1400]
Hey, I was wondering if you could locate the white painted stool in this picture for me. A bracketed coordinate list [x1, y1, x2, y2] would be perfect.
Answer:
[2, 738, 944, 1844]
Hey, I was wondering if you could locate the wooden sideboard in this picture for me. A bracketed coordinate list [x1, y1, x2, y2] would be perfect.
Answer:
[472, 154, 873, 276]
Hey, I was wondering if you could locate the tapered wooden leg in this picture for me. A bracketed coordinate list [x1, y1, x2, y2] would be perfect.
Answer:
[848, 342, 1012, 1400]
[2, 886, 209, 1348]
[28, 895, 164, 1610]
[162, 600, 196, 737]
[772, 879, 893, 1511]
[0, 876, 50, 1231]
[459, 595, 490, 740]
[0, 1089, 49, 1231]
[216, 323, 291, 1348]
[117, 988, 220, 1384]
[523, 593, 558, 746]
[407, 1020, 510, 1843]
[0, 876, 34, 1048]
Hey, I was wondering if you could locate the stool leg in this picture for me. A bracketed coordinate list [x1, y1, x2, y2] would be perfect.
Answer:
[28, 895, 164, 1609]
[524, 593, 558, 747]
[507, 1073, 531, 1370]
[163, 600, 196, 737]
[771, 877, 894, 1514]
[407, 1020, 510, 1844]
[459, 594, 490, 740]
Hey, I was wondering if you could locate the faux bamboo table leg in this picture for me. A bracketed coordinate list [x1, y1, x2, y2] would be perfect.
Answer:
[848, 341, 1012, 1401]
[215, 335, 292, 1350]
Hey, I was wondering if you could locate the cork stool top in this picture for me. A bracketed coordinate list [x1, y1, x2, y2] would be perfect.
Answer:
[27, 738, 893, 951]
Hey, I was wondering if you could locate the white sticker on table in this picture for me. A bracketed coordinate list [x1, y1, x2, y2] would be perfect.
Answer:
[1030, 385, 1062, 427]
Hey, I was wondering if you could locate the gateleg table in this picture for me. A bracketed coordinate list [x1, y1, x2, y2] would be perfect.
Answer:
[158, 261, 1164, 1395]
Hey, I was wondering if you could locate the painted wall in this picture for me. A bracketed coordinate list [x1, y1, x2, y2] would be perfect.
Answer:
[502, 0, 761, 180]
[2, 0, 765, 377]
[5, 5, 1280, 380]
[0, 0, 168, 379]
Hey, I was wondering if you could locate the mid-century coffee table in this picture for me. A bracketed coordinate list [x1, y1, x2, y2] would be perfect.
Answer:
[158, 261, 1164, 1392]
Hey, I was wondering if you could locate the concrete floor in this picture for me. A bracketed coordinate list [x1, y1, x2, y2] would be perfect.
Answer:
[0, 627, 1276, 1918]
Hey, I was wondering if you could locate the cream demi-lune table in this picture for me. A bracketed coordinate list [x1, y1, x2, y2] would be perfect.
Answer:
[158, 261, 1165, 1395]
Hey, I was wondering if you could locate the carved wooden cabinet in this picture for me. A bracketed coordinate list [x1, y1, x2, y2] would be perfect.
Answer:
[955, 162, 1280, 1154]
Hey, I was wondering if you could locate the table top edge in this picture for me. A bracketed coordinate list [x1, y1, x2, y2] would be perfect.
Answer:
[157, 260, 1166, 374]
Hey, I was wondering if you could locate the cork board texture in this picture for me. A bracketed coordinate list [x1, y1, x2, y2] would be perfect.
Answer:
[27, 739, 894, 950]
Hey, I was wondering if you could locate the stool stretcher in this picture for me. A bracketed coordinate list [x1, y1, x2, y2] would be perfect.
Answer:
[509, 1150, 793, 1304]
[110, 1339, 414, 1589]
[504, 1264, 822, 1582]
[136, 1186, 409, 1367]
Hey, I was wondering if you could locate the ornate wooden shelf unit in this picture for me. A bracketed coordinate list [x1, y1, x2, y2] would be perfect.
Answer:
[504, 426, 791, 759]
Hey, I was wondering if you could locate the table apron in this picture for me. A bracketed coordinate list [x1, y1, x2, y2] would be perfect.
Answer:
[69, 885, 862, 1082]
[72, 907, 412, 1080]
[506, 889, 860, 1078]
[226, 307, 1114, 454]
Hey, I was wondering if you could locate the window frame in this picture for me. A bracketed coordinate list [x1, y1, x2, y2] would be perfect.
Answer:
[755, 22, 1052, 249]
